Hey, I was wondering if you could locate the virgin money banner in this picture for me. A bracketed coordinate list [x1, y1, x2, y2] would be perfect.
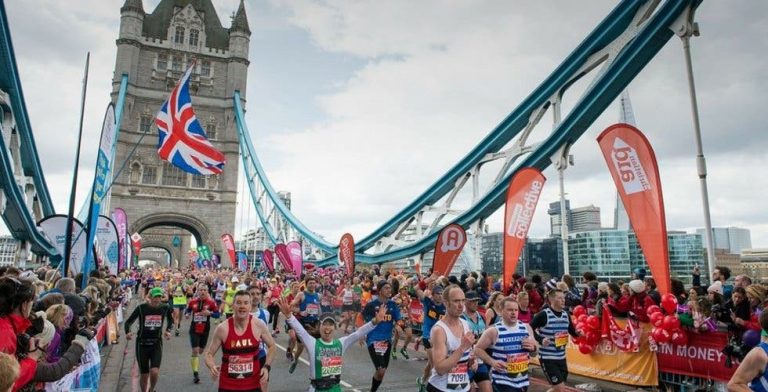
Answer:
[338, 233, 355, 276]
[503, 168, 545, 293]
[38, 215, 87, 277]
[656, 331, 734, 381]
[111, 208, 128, 271]
[263, 249, 275, 272]
[598, 124, 670, 294]
[432, 224, 466, 276]
[274, 243, 292, 273]
[287, 241, 303, 274]
[96, 215, 119, 275]
[221, 234, 236, 268]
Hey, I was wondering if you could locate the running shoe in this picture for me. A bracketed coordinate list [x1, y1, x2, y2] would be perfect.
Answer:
[193, 372, 200, 384]
[288, 360, 298, 374]
[391, 349, 397, 360]
[286, 350, 294, 362]
[417, 376, 425, 392]
[400, 348, 410, 360]
[175, 329, 180, 337]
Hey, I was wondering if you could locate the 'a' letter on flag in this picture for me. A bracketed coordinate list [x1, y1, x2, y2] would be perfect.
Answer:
[156, 64, 225, 175]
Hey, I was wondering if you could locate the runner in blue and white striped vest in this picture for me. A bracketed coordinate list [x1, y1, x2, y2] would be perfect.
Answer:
[474, 297, 537, 392]
[530, 290, 578, 390]
[728, 311, 768, 392]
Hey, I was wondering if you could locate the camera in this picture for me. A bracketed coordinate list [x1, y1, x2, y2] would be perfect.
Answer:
[722, 338, 746, 367]
[16, 333, 31, 358]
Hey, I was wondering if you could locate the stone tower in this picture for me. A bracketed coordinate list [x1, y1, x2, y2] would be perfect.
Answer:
[110, 0, 250, 267]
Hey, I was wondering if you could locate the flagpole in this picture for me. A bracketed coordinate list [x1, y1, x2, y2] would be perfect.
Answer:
[63, 52, 90, 278]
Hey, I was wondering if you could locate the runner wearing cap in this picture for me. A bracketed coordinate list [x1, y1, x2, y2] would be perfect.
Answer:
[461, 290, 489, 392]
[417, 282, 446, 390]
[426, 285, 476, 392]
[289, 276, 322, 374]
[204, 289, 276, 392]
[124, 287, 174, 392]
[362, 279, 402, 392]
[278, 297, 387, 391]
[186, 282, 219, 384]
[474, 297, 538, 392]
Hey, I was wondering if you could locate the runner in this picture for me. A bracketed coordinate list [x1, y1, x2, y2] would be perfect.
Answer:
[426, 285, 476, 392]
[727, 311, 768, 391]
[289, 276, 322, 374]
[171, 283, 188, 336]
[278, 297, 387, 391]
[474, 297, 538, 392]
[186, 283, 218, 384]
[392, 285, 414, 360]
[362, 279, 402, 392]
[204, 289, 276, 392]
[338, 278, 357, 334]
[124, 287, 174, 392]
[249, 285, 275, 392]
[284, 281, 301, 362]
[529, 289, 579, 391]
[418, 282, 446, 390]
[461, 290, 490, 392]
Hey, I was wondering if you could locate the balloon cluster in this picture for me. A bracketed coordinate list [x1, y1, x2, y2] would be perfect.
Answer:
[571, 305, 600, 354]
[649, 293, 688, 345]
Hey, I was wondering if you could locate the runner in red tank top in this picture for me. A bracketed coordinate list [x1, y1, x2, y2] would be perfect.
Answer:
[205, 289, 275, 392]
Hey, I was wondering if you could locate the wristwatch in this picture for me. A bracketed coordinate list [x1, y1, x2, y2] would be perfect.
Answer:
[264, 364, 271, 372]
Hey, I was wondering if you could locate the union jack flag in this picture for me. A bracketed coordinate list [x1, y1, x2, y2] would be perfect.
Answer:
[156, 64, 225, 175]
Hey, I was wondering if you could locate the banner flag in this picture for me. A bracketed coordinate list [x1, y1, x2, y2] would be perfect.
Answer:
[96, 215, 119, 275]
[287, 241, 303, 275]
[656, 331, 734, 381]
[221, 234, 236, 268]
[432, 224, 466, 276]
[83, 104, 117, 281]
[598, 123, 670, 294]
[130, 232, 142, 261]
[503, 167, 545, 293]
[38, 215, 87, 277]
[236, 251, 248, 271]
[45, 337, 101, 391]
[111, 208, 128, 271]
[274, 243, 292, 273]
[263, 249, 274, 273]
[338, 233, 355, 277]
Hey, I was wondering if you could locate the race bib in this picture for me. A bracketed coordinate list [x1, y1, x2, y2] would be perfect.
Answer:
[227, 355, 254, 378]
[373, 341, 389, 355]
[447, 362, 469, 390]
[554, 331, 568, 348]
[193, 314, 207, 323]
[320, 355, 343, 377]
[306, 304, 320, 316]
[144, 315, 162, 329]
[506, 353, 529, 375]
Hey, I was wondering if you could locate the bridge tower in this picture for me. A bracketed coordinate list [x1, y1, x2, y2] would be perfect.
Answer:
[110, 0, 250, 267]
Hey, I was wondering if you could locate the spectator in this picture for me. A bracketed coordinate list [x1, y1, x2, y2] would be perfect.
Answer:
[728, 287, 751, 339]
[581, 272, 598, 310]
[671, 279, 687, 304]
[33, 293, 64, 314]
[734, 275, 752, 289]
[612, 280, 655, 322]
[517, 291, 532, 324]
[0, 352, 19, 392]
[595, 282, 610, 318]
[524, 282, 544, 314]
[44, 305, 73, 363]
[632, 268, 647, 281]
[644, 278, 661, 305]
[0, 277, 40, 391]
[54, 279, 85, 319]
[562, 275, 581, 309]
[712, 266, 733, 300]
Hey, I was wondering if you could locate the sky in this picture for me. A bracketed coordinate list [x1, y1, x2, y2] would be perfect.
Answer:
[4, 0, 768, 252]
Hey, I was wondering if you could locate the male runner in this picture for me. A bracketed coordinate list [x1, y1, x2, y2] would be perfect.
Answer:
[461, 290, 490, 392]
[124, 287, 174, 392]
[185, 283, 218, 384]
[279, 298, 386, 391]
[530, 290, 579, 391]
[289, 276, 322, 374]
[418, 283, 446, 389]
[475, 297, 537, 392]
[171, 283, 188, 336]
[249, 286, 273, 392]
[362, 279, 401, 392]
[392, 285, 414, 359]
[426, 285, 476, 392]
[204, 290, 276, 392]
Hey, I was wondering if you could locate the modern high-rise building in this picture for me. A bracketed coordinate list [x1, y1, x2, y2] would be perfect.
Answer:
[480, 232, 503, 275]
[613, 193, 630, 230]
[548, 200, 601, 235]
[696, 227, 752, 254]
[548, 200, 571, 236]
[0, 236, 20, 267]
[522, 237, 562, 278]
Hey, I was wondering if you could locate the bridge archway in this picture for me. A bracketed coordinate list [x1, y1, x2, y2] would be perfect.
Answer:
[131, 213, 213, 268]
[138, 245, 172, 267]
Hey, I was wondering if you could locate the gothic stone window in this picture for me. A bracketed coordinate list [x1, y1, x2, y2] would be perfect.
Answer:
[191, 175, 206, 188]
[142, 166, 157, 184]
[189, 29, 199, 47]
[206, 122, 216, 140]
[201, 60, 211, 77]
[172, 54, 183, 71]
[157, 53, 168, 70]
[130, 162, 141, 183]
[162, 163, 187, 187]
[139, 115, 153, 133]
[174, 26, 185, 45]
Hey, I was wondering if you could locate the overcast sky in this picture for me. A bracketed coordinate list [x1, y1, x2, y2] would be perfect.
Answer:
[4, 0, 767, 250]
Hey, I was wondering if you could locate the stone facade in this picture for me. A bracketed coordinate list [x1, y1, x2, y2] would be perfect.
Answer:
[110, 0, 249, 267]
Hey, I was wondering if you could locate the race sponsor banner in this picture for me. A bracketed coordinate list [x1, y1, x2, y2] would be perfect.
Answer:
[533, 320, 657, 386]
[130, 232, 142, 260]
[598, 124, 670, 294]
[221, 233, 236, 267]
[656, 331, 734, 381]
[96, 215, 119, 275]
[287, 241, 303, 274]
[263, 249, 274, 272]
[83, 104, 117, 282]
[197, 245, 212, 261]
[236, 251, 248, 271]
[502, 168, 545, 293]
[432, 224, 466, 276]
[409, 298, 424, 324]
[45, 337, 101, 391]
[274, 243, 292, 273]
[111, 208, 128, 271]
[38, 215, 87, 277]
[338, 233, 355, 277]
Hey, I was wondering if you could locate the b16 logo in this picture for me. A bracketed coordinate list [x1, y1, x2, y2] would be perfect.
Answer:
[611, 137, 651, 195]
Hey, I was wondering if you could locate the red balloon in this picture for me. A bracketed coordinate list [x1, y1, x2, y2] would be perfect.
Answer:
[575, 322, 586, 333]
[661, 293, 678, 314]
[671, 330, 689, 346]
[649, 312, 665, 327]
[585, 330, 600, 345]
[573, 305, 586, 318]
[577, 314, 588, 324]
[587, 315, 600, 331]
[578, 342, 595, 355]
[662, 315, 681, 331]
[652, 327, 671, 343]
[646, 305, 662, 317]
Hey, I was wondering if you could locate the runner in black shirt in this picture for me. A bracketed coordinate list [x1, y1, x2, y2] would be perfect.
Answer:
[124, 287, 174, 392]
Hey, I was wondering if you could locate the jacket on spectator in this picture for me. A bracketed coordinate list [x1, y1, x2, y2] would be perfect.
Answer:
[0, 313, 38, 391]
[612, 292, 655, 322]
